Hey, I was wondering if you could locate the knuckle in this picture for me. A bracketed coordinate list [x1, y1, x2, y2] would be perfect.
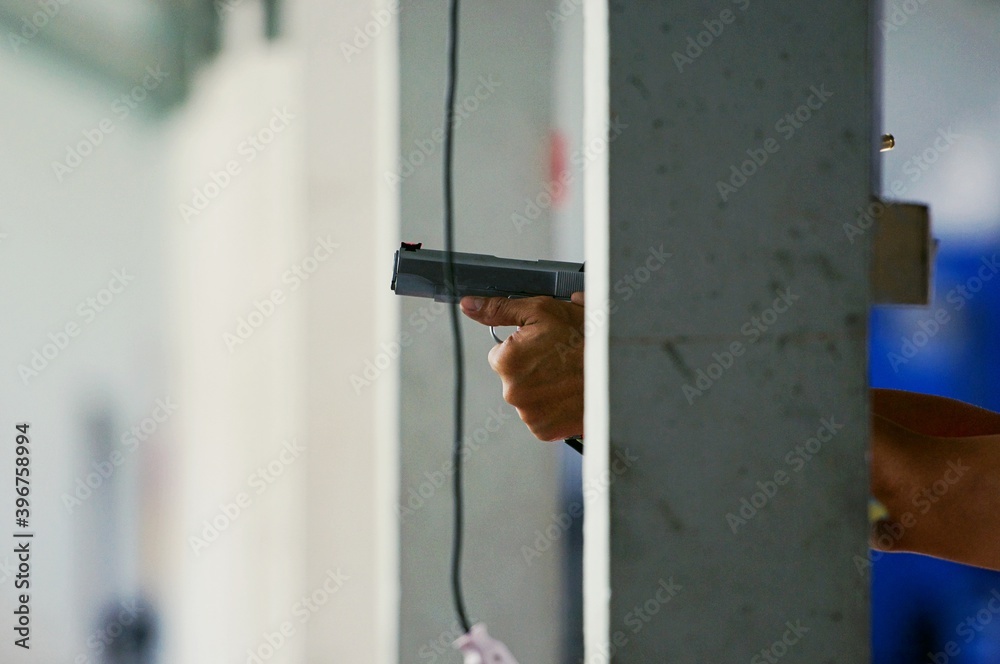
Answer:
[485, 296, 507, 317]
[487, 347, 500, 372]
[512, 297, 544, 321]
[526, 419, 555, 442]
[502, 381, 523, 408]
[487, 343, 507, 371]
[515, 402, 553, 440]
[488, 349, 505, 375]
[515, 405, 538, 427]
[490, 343, 520, 376]
[509, 378, 548, 413]
[529, 297, 554, 316]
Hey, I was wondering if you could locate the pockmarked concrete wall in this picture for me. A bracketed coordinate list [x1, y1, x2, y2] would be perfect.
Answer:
[602, 2, 872, 661]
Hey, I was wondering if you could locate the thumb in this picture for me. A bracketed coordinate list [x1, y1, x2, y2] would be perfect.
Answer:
[460, 296, 540, 327]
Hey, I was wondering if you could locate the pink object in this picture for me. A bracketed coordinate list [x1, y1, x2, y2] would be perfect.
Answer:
[548, 130, 569, 209]
[452, 623, 521, 664]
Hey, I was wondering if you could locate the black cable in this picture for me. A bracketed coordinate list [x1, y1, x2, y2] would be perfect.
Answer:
[443, 0, 472, 635]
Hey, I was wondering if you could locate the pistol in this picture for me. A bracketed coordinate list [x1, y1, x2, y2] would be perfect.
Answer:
[390, 242, 585, 303]
[391, 242, 586, 454]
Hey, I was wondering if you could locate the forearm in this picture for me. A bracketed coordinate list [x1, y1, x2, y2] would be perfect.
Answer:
[871, 390, 1000, 570]
[872, 388, 1000, 437]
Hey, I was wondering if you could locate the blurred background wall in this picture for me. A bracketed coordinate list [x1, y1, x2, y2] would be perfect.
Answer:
[0, 33, 172, 662]
[0, 0, 402, 661]
[0, 0, 579, 661]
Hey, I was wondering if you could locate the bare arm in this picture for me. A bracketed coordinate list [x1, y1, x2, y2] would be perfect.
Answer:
[871, 389, 1000, 570]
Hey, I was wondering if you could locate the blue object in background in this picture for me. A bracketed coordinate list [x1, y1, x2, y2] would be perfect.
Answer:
[872, 553, 1000, 663]
[870, 237, 1000, 663]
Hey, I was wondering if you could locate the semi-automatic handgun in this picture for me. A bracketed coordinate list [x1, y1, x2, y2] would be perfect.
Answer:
[390, 242, 587, 454]
[390, 242, 585, 303]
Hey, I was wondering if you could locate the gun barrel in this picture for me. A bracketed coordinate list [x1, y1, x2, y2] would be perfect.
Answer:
[391, 243, 584, 303]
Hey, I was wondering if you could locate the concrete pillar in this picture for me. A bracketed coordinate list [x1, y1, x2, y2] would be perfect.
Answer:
[585, 1, 873, 660]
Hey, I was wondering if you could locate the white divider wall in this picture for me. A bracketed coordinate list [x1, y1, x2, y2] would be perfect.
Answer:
[290, 0, 401, 661]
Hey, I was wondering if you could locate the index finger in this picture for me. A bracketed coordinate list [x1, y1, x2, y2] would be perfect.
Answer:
[459, 296, 547, 328]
